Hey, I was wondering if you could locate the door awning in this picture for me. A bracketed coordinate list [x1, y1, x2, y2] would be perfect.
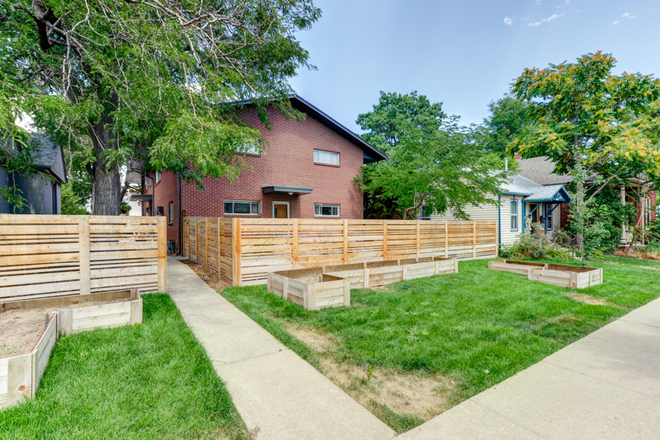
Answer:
[261, 185, 313, 195]
[130, 194, 153, 202]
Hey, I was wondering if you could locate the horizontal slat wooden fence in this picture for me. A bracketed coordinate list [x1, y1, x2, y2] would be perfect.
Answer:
[183, 218, 497, 286]
[0, 215, 167, 302]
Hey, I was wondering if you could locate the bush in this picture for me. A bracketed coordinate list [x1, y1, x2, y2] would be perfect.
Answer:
[500, 232, 572, 261]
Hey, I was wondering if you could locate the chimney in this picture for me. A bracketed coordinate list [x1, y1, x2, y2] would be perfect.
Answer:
[505, 158, 509, 171]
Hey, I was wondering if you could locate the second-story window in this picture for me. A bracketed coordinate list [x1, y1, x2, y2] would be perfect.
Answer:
[155, 170, 162, 184]
[314, 149, 339, 165]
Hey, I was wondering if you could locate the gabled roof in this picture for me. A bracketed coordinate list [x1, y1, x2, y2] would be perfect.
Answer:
[0, 132, 67, 183]
[500, 174, 571, 203]
[518, 156, 572, 186]
[233, 94, 388, 162]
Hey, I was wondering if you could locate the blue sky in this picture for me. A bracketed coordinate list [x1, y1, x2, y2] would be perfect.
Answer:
[289, 0, 660, 133]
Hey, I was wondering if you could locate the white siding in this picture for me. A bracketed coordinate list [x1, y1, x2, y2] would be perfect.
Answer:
[429, 200, 498, 223]
[501, 195, 523, 245]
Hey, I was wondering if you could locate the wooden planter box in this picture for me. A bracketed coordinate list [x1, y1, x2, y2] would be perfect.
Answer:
[0, 291, 142, 410]
[267, 257, 458, 311]
[488, 260, 603, 289]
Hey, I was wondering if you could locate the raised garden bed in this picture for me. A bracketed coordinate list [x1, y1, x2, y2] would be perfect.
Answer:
[267, 257, 458, 310]
[0, 289, 142, 410]
[488, 260, 603, 289]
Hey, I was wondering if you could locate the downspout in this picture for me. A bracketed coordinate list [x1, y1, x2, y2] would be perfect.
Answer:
[498, 194, 502, 247]
[522, 202, 526, 233]
[177, 176, 182, 255]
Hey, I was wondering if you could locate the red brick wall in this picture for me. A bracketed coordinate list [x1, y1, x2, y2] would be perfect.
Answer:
[150, 105, 368, 249]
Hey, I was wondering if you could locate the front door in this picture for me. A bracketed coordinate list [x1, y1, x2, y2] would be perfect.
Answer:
[273, 203, 289, 218]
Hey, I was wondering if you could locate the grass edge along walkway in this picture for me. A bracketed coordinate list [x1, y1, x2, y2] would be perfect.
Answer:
[219, 258, 660, 433]
[0, 293, 248, 440]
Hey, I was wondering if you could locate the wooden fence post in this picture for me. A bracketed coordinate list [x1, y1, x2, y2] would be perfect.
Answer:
[383, 220, 388, 260]
[217, 218, 221, 274]
[292, 218, 299, 266]
[343, 219, 348, 264]
[205, 217, 209, 269]
[232, 218, 242, 286]
[416, 221, 421, 258]
[78, 216, 91, 295]
[473, 220, 477, 258]
[193, 217, 198, 263]
[158, 216, 167, 292]
[444, 221, 449, 258]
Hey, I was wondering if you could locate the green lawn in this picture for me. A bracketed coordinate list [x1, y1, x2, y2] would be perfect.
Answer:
[220, 259, 660, 432]
[596, 255, 660, 269]
[0, 294, 247, 440]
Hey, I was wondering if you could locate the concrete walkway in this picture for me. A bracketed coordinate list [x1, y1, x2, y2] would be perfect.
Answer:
[169, 257, 660, 440]
[166, 258, 396, 440]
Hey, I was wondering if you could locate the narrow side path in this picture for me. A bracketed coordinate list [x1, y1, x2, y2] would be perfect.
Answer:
[166, 258, 396, 440]
[399, 297, 660, 440]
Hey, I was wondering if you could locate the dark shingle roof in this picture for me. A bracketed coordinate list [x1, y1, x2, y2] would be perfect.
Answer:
[0, 132, 67, 183]
[517, 156, 572, 186]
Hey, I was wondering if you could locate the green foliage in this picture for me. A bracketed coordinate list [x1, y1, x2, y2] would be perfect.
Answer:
[0, 0, 320, 213]
[356, 91, 446, 156]
[356, 92, 513, 219]
[60, 182, 89, 215]
[512, 51, 660, 256]
[475, 95, 531, 154]
[500, 232, 572, 261]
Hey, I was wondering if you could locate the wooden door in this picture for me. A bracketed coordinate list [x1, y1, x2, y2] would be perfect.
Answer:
[273, 203, 289, 218]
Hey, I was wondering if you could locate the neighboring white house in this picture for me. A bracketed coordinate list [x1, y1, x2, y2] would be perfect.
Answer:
[425, 163, 571, 246]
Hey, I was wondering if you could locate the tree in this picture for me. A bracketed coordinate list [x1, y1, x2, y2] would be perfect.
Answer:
[1, 0, 320, 214]
[356, 92, 512, 219]
[512, 51, 660, 255]
[476, 95, 531, 154]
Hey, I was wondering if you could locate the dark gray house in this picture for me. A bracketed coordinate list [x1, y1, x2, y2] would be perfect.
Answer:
[0, 133, 67, 214]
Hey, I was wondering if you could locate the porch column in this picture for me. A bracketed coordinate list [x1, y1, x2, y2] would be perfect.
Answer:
[620, 184, 627, 244]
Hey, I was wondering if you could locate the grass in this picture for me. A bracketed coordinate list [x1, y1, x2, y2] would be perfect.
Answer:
[596, 255, 660, 269]
[219, 259, 660, 432]
[0, 294, 247, 440]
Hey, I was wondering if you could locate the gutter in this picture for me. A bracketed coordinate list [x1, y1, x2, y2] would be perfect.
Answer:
[177, 176, 182, 255]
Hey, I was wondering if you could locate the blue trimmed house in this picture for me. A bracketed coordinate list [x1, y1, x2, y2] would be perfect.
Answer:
[426, 159, 571, 246]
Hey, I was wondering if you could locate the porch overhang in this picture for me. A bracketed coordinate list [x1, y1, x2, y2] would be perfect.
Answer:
[130, 194, 153, 202]
[523, 186, 571, 204]
[261, 185, 313, 196]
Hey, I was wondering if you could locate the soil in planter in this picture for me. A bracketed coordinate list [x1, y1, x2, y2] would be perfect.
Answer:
[0, 298, 132, 360]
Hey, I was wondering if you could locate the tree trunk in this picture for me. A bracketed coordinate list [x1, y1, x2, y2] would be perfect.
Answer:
[88, 117, 121, 215]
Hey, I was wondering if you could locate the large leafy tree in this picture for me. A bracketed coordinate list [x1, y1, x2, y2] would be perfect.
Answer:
[512, 51, 660, 253]
[476, 95, 531, 154]
[0, 0, 320, 214]
[356, 92, 511, 219]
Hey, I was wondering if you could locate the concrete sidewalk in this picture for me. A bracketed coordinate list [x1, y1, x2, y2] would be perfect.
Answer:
[399, 297, 660, 440]
[169, 257, 660, 440]
[166, 258, 395, 440]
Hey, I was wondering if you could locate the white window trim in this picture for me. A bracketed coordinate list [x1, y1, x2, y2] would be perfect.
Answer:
[314, 203, 340, 217]
[314, 149, 340, 166]
[510, 199, 518, 232]
[272, 201, 290, 219]
[155, 170, 162, 184]
[224, 200, 262, 216]
[545, 205, 554, 230]
[168, 201, 174, 224]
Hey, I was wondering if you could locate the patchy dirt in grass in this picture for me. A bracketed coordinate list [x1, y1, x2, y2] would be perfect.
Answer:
[182, 260, 229, 291]
[614, 248, 660, 262]
[284, 323, 457, 422]
[568, 293, 618, 307]
[0, 298, 132, 359]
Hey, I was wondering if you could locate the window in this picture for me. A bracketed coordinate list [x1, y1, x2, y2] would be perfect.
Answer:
[241, 142, 261, 155]
[155, 171, 161, 184]
[546, 206, 553, 230]
[156, 206, 164, 216]
[314, 203, 340, 217]
[421, 205, 431, 220]
[224, 200, 261, 215]
[168, 201, 174, 224]
[510, 199, 518, 231]
[314, 149, 339, 165]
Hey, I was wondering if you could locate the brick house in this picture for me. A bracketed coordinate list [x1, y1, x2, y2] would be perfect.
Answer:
[131, 95, 387, 251]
